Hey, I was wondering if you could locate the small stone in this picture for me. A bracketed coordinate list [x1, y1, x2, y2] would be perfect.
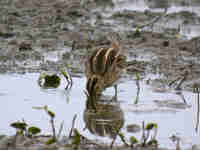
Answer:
[126, 124, 141, 133]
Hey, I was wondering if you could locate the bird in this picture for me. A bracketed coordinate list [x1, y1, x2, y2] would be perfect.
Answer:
[84, 32, 126, 102]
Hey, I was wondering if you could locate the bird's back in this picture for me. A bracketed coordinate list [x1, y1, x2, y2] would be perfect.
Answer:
[85, 44, 125, 80]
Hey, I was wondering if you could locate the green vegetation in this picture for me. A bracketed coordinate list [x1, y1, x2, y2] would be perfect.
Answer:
[10, 121, 41, 137]
[37, 68, 72, 89]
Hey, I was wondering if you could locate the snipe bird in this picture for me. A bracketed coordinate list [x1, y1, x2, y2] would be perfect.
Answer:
[85, 32, 126, 101]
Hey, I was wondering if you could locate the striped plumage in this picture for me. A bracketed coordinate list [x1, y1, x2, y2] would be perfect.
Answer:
[85, 42, 126, 102]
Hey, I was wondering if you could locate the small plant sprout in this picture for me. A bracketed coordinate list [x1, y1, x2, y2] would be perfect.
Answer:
[141, 122, 158, 146]
[146, 123, 158, 143]
[10, 121, 27, 135]
[169, 134, 181, 150]
[27, 126, 41, 137]
[45, 137, 57, 145]
[43, 106, 56, 141]
[69, 114, 77, 138]
[72, 128, 81, 145]
[134, 27, 141, 37]
[33, 105, 57, 143]
[60, 68, 73, 90]
[10, 120, 41, 138]
[130, 136, 138, 147]
[10, 121, 28, 149]
[110, 120, 124, 148]
[72, 128, 98, 147]
[118, 132, 129, 146]
[193, 83, 200, 132]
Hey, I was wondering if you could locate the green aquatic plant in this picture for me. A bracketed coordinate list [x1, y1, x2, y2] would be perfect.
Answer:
[32, 105, 67, 144]
[38, 68, 72, 89]
[44, 74, 61, 88]
[109, 121, 158, 148]
[60, 68, 73, 90]
[71, 128, 102, 148]
[10, 121, 28, 149]
[10, 121, 27, 135]
[33, 105, 56, 141]
[45, 137, 57, 145]
[38, 73, 61, 88]
[141, 122, 158, 147]
[134, 28, 141, 37]
[110, 120, 124, 148]
[130, 136, 138, 147]
[10, 120, 41, 138]
[118, 132, 129, 147]
[27, 126, 41, 136]
[72, 128, 81, 145]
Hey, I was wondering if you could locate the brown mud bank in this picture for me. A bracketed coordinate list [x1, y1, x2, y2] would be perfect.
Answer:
[0, 134, 189, 150]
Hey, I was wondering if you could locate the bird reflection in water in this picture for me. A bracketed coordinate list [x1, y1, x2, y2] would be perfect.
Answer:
[83, 96, 124, 139]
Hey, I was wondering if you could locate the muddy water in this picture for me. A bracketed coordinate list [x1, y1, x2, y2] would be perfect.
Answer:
[0, 73, 199, 149]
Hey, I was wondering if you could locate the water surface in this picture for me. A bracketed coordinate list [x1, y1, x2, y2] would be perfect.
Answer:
[0, 73, 199, 149]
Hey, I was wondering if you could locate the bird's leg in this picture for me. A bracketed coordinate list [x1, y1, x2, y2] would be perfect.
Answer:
[112, 84, 118, 101]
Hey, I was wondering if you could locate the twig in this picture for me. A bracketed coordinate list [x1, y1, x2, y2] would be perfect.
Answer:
[69, 114, 77, 138]
[137, 8, 168, 29]
[110, 122, 122, 148]
[168, 77, 182, 87]
[57, 121, 64, 139]
[71, 40, 76, 51]
[84, 139, 103, 148]
[126, 60, 145, 72]
[176, 138, 180, 150]
[174, 71, 188, 91]
[177, 92, 187, 104]
[170, 135, 181, 150]
[110, 135, 116, 148]
[141, 121, 150, 146]
[60, 68, 73, 90]
[141, 121, 145, 142]
[118, 133, 129, 147]
[195, 91, 200, 132]
[50, 118, 56, 140]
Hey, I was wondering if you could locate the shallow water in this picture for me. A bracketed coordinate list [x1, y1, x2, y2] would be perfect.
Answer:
[0, 73, 200, 149]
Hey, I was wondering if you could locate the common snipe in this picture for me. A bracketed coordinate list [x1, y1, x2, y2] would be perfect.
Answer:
[84, 32, 126, 101]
